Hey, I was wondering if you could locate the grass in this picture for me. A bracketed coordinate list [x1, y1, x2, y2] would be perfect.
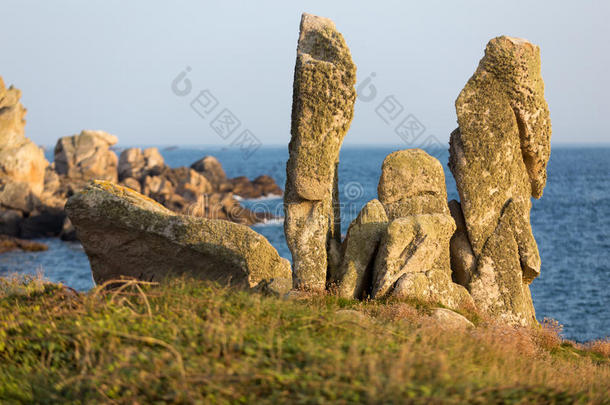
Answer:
[0, 274, 608, 404]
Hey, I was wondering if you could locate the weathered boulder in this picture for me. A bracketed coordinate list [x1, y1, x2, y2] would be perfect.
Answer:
[0, 180, 38, 213]
[284, 13, 356, 290]
[378, 149, 449, 220]
[335, 199, 388, 299]
[120, 177, 142, 194]
[65, 180, 292, 294]
[191, 156, 227, 189]
[430, 308, 474, 330]
[252, 175, 283, 197]
[118, 147, 165, 181]
[372, 214, 473, 310]
[175, 169, 213, 202]
[230, 175, 283, 199]
[448, 200, 476, 286]
[0, 77, 48, 195]
[449, 36, 551, 325]
[142, 174, 174, 205]
[54, 130, 118, 182]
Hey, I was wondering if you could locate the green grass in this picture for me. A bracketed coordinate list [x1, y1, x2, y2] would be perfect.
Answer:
[0, 275, 608, 404]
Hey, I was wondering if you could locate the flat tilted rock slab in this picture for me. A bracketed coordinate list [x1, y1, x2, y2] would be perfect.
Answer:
[66, 181, 291, 292]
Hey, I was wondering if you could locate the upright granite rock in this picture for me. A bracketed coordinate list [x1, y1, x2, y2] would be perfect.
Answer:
[0, 77, 48, 195]
[54, 130, 118, 182]
[378, 149, 449, 220]
[449, 36, 551, 325]
[65, 181, 292, 294]
[335, 199, 388, 299]
[372, 149, 473, 311]
[284, 13, 356, 290]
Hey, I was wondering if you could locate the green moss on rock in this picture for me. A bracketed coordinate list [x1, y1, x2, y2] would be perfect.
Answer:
[65, 180, 291, 294]
[449, 36, 549, 325]
[284, 13, 357, 291]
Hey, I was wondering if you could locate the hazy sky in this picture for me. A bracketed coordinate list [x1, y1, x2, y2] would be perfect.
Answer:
[1, 1, 609, 147]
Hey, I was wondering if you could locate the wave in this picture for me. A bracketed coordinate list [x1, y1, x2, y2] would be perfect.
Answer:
[235, 194, 283, 202]
[252, 217, 285, 227]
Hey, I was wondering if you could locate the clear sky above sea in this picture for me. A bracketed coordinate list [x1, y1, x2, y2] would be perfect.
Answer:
[1, 1, 608, 148]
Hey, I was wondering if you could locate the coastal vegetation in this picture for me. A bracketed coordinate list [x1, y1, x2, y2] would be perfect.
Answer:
[0, 274, 608, 403]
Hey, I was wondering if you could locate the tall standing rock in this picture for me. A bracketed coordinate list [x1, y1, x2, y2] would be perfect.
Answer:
[449, 36, 551, 325]
[0, 77, 48, 195]
[284, 13, 356, 290]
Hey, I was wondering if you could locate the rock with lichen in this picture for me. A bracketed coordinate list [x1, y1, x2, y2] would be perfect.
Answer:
[371, 149, 473, 311]
[284, 12, 356, 290]
[378, 149, 449, 220]
[334, 199, 388, 299]
[448, 200, 476, 286]
[372, 213, 473, 311]
[449, 36, 551, 326]
[65, 180, 292, 294]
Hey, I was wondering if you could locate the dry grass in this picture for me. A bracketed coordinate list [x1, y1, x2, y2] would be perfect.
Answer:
[0, 274, 608, 404]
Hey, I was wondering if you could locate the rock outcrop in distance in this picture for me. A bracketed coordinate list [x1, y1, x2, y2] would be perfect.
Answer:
[0, 77, 48, 196]
[116, 149, 277, 226]
[0, 76, 284, 242]
[284, 12, 357, 291]
[66, 181, 292, 294]
[55, 130, 119, 183]
[449, 36, 551, 326]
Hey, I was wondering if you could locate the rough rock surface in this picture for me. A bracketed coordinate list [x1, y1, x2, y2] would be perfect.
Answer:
[284, 13, 356, 290]
[372, 214, 473, 310]
[370, 149, 472, 310]
[449, 36, 551, 325]
[191, 156, 227, 189]
[118, 147, 165, 181]
[54, 130, 119, 182]
[66, 181, 292, 293]
[448, 200, 476, 286]
[0, 77, 48, 195]
[430, 308, 474, 330]
[335, 199, 388, 299]
[378, 149, 448, 220]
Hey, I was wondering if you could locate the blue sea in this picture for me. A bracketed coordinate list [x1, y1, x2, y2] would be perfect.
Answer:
[1, 146, 608, 342]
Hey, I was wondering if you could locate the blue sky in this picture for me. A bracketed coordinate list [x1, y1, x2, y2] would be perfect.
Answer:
[1, 1, 608, 147]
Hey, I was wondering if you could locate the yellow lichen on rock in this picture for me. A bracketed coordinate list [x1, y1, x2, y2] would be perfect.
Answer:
[66, 181, 292, 294]
[284, 13, 357, 291]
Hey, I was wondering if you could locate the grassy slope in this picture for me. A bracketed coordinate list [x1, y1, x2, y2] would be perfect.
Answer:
[0, 275, 608, 404]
